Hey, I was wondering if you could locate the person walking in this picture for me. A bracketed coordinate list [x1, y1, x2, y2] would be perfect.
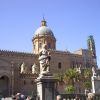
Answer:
[56, 95, 62, 100]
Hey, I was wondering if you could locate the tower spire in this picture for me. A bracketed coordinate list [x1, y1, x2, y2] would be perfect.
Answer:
[87, 35, 96, 59]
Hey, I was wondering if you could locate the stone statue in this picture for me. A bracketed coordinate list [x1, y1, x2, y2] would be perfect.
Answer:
[32, 63, 38, 74]
[38, 44, 51, 75]
[20, 62, 25, 73]
[92, 66, 96, 77]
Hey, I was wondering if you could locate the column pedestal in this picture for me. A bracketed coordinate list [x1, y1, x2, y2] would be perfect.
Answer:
[35, 74, 57, 100]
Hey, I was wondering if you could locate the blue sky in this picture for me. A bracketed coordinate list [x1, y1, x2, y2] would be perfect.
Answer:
[0, 0, 100, 67]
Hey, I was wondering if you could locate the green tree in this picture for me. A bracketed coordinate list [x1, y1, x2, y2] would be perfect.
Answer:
[65, 85, 75, 94]
[54, 68, 93, 94]
[83, 69, 92, 90]
[63, 68, 80, 93]
[54, 73, 64, 85]
[84, 81, 92, 89]
[64, 68, 80, 86]
[84, 69, 92, 79]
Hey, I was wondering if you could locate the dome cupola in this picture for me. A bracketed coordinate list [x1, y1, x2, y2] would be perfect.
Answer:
[34, 19, 54, 38]
[32, 19, 56, 54]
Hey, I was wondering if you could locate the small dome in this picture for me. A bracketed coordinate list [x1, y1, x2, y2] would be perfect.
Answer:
[34, 20, 54, 37]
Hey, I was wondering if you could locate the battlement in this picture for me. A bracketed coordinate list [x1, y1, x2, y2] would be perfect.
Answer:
[0, 49, 37, 57]
[50, 49, 71, 54]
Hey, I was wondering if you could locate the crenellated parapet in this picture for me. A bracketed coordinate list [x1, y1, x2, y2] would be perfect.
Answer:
[50, 49, 71, 54]
[0, 49, 72, 57]
[0, 49, 37, 57]
[50, 49, 83, 59]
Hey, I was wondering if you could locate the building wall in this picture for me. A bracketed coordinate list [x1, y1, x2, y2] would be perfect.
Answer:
[0, 48, 96, 96]
[0, 50, 38, 96]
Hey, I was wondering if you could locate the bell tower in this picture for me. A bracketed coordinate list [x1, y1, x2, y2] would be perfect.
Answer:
[87, 35, 97, 67]
[32, 19, 56, 54]
[87, 35, 96, 59]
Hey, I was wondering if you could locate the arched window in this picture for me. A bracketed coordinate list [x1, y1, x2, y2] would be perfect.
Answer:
[58, 62, 61, 69]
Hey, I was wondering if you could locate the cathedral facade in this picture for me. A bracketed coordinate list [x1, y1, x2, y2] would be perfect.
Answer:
[0, 19, 97, 96]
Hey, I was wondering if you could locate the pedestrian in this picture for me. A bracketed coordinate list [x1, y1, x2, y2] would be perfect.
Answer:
[0, 94, 2, 100]
[87, 93, 94, 100]
[15, 93, 21, 100]
[56, 95, 62, 100]
[74, 95, 80, 100]
[20, 94, 25, 100]
[87, 96, 93, 100]
[26, 96, 32, 100]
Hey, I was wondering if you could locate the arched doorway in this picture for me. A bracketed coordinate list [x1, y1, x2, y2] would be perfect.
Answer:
[0, 75, 9, 97]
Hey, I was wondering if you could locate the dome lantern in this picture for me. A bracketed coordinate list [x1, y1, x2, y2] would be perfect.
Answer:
[41, 19, 47, 26]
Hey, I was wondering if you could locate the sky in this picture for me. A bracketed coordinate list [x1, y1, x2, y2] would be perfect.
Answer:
[0, 0, 100, 67]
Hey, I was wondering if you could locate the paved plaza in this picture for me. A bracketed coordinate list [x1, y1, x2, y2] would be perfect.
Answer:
[1, 97, 12, 100]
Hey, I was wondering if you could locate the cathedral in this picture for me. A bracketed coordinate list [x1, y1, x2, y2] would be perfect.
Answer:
[0, 19, 98, 96]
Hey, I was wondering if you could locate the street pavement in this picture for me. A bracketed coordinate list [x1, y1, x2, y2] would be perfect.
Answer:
[1, 97, 12, 100]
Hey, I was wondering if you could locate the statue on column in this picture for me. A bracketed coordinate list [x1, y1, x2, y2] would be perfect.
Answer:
[38, 44, 51, 75]
[32, 63, 38, 74]
[92, 66, 96, 77]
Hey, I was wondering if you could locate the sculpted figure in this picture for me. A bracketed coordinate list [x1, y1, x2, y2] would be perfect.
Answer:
[32, 63, 38, 74]
[92, 67, 96, 77]
[38, 44, 51, 74]
[20, 62, 25, 73]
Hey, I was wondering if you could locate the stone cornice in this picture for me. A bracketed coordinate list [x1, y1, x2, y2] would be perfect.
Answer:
[50, 49, 71, 55]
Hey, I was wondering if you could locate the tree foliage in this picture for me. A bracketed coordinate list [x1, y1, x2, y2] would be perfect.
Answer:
[64, 68, 80, 85]
[65, 85, 75, 94]
[84, 69, 92, 79]
[54, 68, 92, 93]
[84, 81, 92, 89]
[54, 73, 64, 84]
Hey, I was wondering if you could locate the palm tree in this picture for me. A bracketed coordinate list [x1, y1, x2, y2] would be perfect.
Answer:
[63, 68, 80, 93]
[84, 69, 92, 80]
[65, 85, 75, 94]
[54, 68, 92, 94]
[64, 68, 80, 86]
[84, 81, 92, 90]
[83, 69, 92, 91]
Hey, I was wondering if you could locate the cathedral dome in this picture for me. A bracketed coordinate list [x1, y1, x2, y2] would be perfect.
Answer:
[32, 19, 56, 54]
[34, 20, 54, 37]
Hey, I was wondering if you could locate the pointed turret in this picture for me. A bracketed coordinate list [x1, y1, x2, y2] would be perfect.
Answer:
[87, 35, 96, 59]
[87, 35, 98, 68]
